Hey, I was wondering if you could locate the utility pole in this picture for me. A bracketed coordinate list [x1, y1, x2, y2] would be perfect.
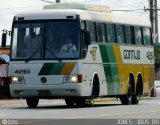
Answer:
[56, 0, 60, 3]
[149, 0, 159, 43]
[154, 0, 159, 43]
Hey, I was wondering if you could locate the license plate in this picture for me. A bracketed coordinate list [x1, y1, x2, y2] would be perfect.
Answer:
[38, 90, 51, 96]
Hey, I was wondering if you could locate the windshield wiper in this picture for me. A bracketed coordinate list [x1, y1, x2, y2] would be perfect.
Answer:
[25, 47, 41, 63]
[46, 47, 62, 62]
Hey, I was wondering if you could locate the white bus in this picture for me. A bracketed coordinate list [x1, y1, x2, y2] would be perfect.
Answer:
[9, 3, 154, 108]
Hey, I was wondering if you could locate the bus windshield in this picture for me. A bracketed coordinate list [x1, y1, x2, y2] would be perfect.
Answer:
[11, 21, 80, 60]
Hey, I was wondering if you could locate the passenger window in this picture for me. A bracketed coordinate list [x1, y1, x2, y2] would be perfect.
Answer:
[142, 27, 152, 45]
[106, 24, 116, 43]
[125, 26, 132, 44]
[86, 22, 96, 42]
[97, 23, 106, 42]
[130, 26, 135, 45]
[134, 27, 143, 45]
[116, 25, 125, 44]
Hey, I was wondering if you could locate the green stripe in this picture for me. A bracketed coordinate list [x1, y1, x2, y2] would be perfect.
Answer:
[39, 63, 65, 75]
[39, 63, 54, 75]
[99, 45, 120, 95]
[49, 63, 65, 75]
[99, 45, 116, 63]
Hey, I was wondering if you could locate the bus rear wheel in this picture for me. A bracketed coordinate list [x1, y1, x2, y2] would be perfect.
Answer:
[132, 79, 141, 104]
[120, 79, 133, 105]
[26, 97, 39, 108]
[132, 94, 140, 104]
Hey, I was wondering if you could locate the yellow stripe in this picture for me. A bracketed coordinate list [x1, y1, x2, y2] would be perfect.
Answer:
[113, 45, 125, 94]
[113, 45, 122, 63]
[60, 62, 76, 75]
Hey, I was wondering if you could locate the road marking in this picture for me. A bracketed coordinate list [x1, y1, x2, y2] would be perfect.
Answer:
[63, 109, 160, 119]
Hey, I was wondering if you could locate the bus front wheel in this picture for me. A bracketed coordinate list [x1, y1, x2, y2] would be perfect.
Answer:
[65, 98, 75, 107]
[26, 97, 39, 108]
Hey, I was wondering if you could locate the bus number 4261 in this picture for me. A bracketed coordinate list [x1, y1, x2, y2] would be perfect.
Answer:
[14, 69, 30, 74]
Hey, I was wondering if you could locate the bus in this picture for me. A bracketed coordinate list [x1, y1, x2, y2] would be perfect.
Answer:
[9, 3, 154, 108]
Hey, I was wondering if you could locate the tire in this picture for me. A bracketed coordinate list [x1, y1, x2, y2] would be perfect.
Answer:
[120, 94, 132, 105]
[26, 98, 39, 108]
[120, 79, 132, 105]
[65, 98, 75, 107]
[86, 79, 97, 107]
[65, 98, 86, 107]
[132, 79, 141, 104]
[75, 98, 86, 107]
[132, 94, 140, 104]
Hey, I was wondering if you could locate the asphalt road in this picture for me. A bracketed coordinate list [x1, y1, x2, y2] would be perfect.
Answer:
[0, 97, 160, 125]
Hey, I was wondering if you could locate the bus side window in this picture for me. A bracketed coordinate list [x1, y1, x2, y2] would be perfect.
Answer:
[106, 24, 116, 43]
[116, 25, 125, 44]
[86, 22, 96, 42]
[142, 27, 152, 45]
[125, 26, 132, 44]
[134, 26, 143, 45]
[96, 23, 106, 43]
[130, 26, 135, 45]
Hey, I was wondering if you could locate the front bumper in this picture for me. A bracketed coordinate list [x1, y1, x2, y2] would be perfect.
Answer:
[10, 83, 89, 98]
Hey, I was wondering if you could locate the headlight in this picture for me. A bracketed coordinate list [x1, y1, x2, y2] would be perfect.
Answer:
[63, 75, 82, 83]
[64, 75, 77, 83]
[71, 76, 77, 82]
[11, 76, 24, 84]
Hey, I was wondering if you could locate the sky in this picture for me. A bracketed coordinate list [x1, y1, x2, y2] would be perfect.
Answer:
[0, 0, 159, 45]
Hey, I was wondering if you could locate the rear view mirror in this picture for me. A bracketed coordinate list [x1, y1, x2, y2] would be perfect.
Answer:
[1, 33, 7, 47]
[1, 29, 11, 47]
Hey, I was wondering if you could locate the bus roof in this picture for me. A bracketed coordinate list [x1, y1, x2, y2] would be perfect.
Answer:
[14, 3, 151, 27]
[43, 2, 112, 13]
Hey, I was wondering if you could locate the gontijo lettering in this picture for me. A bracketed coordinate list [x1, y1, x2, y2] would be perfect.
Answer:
[123, 49, 140, 60]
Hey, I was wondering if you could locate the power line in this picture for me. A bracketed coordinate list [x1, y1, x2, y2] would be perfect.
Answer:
[39, 0, 53, 3]
[112, 9, 145, 12]
[39, 0, 60, 3]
